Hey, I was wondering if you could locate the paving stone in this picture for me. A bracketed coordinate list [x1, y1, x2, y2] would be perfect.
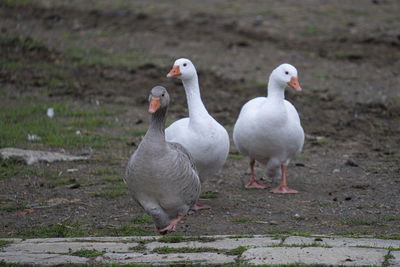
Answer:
[390, 251, 400, 267]
[242, 247, 387, 266]
[284, 236, 400, 249]
[5, 241, 139, 254]
[99, 252, 236, 264]
[0, 147, 89, 165]
[0, 251, 88, 266]
[146, 236, 280, 250]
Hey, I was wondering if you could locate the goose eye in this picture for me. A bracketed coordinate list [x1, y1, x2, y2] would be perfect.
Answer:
[285, 71, 289, 75]
[161, 93, 165, 97]
[183, 63, 187, 67]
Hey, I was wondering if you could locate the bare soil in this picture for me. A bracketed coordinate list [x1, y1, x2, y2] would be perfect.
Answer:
[0, 0, 399, 238]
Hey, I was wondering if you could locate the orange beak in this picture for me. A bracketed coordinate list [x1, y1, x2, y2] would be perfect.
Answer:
[167, 65, 181, 78]
[148, 97, 161, 114]
[288, 76, 301, 92]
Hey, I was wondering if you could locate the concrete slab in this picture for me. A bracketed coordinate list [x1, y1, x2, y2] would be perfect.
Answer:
[390, 251, 400, 267]
[0, 251, 88, 266]
[0, 147, 89, 165]
[99, 252, 236, 264]
[146, 236, 281, 250]
[284, 236, 400, 249]
[4, 241, 139, 254]
[242, 247, 387, 266]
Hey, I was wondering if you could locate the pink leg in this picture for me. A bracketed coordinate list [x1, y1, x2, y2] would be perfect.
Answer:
[270, 165, 298, 194]
[245, 160, 268, 189]
[158, 215, 184, 235]
[192, 203, 211, 211]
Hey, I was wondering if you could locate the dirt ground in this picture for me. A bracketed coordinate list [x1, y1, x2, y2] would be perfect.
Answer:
[0, 0, 399, 238]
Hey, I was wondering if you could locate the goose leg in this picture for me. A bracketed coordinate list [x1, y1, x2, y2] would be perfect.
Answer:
[192, 203, 211, 211]
[158, 215, 184, 235]
[246, 160, 268, 189]
[270, 165, 298, 194]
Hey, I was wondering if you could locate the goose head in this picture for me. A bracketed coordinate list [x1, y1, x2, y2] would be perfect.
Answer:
[270, 63, 301, 92]
[148, 86, 170, 114]
[167, 58, 197, 81]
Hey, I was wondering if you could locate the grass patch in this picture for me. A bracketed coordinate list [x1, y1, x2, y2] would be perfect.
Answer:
[327, 50, 363, 60]
[92, 168, 118, 176]
[102, 176, 125, 183]
[303, 24, 321, 36]
[152, 246, 220, 254]
[342, 215, 400, 227]
[70, 248, 105, 258]
[66, 46, 155, 69]
[199, 191, 218, 199]
[132, 215, 153, 224]
[0, 240, 12, 247]
[0, 203, 26, 212]
[132, 129, 147, 136]
[225, 246, 247, 255]
[10, 220, 95, 238]
[95, 184, 127, 199]
[231, 217, 254, 224]
[0, 102, 125, 148]
[228, 234, 255, 239]
[129, 243, 147, 251]
[158, 234, 217, 243]
[113, 223, 155, 237]
[46, 177, 76, 188]
[229, 154, 243, 160]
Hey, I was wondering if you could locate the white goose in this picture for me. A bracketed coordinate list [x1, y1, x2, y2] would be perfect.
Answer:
[166, 58, 230, 208]
[233, 63, 304, 193]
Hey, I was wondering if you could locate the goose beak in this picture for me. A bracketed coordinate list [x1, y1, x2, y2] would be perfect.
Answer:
[167, 65, 181, 78]
[148, 97, 161, 114]
[288, 76, 301, 92]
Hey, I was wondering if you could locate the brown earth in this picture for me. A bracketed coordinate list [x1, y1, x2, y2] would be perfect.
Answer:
[0, 0, 399, 238]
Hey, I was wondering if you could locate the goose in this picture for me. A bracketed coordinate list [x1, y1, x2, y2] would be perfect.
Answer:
[125, 86, 201, 234]
[233, 63, 304, 193]
[165, 58, 230, 209]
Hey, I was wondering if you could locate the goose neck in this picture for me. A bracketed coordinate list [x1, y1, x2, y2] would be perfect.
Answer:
[146, 108, 167, 142]
[182, 76, 209, 120]
[267, 78, 286, 100]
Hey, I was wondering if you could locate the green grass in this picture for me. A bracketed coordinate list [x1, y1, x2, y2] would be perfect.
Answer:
[102, 176, 125, 183]
[129, 243, 147, 251]
[199, 191, 218, 199]
[0, 205, 24, 212]
[46, 177, 76, 188]
[0, 240, 12, 247]
[327, 50, 363, 60]
[95, 184, 127, 199]
[10, 221, 93, 238]
[131, 215, 153, 224]
[92, 168, 118, 176]
[229, 154, 243, 160]
[66, 46, 155, 69]
[132, 129, 147, 136]
[231, 217, 255, 224]
[225, 246, 247, 255]
[70, 248, 105, 258]
[152, 246, 220, 254]
[0, 102, 125, 148]
[303, 24, 321, 36]
[228, 234, 255, 239]
[158, 234, 217, 243]
[0, 158, 57, 180]
[343, 215, 400, 227]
